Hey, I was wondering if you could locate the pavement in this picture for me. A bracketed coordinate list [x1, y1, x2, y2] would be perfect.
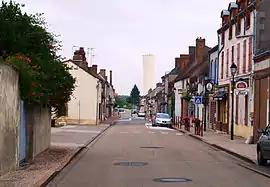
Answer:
[173, 124, 258, 164]
[47, 118, 270, 187]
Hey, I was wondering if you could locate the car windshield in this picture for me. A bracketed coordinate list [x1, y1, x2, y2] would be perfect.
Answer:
[119, 109, 124, 112]
[156, 113, 170, 119]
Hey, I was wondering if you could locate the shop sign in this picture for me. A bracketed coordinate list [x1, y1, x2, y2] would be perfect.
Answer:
[236, 81, 248, 91]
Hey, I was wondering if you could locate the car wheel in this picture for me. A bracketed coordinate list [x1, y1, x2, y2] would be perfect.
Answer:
[257, 149, 267, 166]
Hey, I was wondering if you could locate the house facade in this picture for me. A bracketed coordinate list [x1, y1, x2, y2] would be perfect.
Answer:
[216, 1, 256, 138]
[64, 47, 115, 125]
[208, 45, 219, 129]
[253, 0, 270, 141]
[174, 38, 210, 122]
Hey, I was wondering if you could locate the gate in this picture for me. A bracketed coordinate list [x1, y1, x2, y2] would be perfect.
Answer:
[19, 100, 27, 164]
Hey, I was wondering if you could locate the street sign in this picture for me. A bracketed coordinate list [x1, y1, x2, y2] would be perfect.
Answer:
[194, 96, 202, 104]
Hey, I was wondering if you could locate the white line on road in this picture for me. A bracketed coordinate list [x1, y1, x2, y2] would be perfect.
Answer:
[176, 132, 183, 136]
[120, 132, 128, 134]
[160, 132, 168, 134]
[61, 130, 101, 133]
[134, 131, 141, 134]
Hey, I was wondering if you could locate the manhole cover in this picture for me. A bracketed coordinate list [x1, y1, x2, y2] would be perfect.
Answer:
[114, 162, 148, 166]
[153, 178, 192, 183]
[140, 146, 164, 149]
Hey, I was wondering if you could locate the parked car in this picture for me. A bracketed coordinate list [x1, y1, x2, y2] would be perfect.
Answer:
[257, 124, 270, 166]
[132, 109, 138, 114]
[118, 108, 125, 113]
[137, 111, 146, 117]
[152, 113, 172, 128]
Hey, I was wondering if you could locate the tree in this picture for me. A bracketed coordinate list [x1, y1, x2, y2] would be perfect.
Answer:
[115, 96, 128, 108]
[128, 84, 140, 107]
[0, 1, 75, 117]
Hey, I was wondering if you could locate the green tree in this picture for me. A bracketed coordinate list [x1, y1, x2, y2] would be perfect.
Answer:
[128, 84, 140, 107]
[115, 96, 128, 108]
[0, 1, 75, 117]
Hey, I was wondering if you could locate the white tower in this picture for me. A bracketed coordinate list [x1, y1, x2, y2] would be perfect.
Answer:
[142, 54, 155, 96]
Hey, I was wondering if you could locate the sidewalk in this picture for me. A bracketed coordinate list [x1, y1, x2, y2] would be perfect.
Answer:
[173, 125, 257, 164]
[0, 117, 116, 187]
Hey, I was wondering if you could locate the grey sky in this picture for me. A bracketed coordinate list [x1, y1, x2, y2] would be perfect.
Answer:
[16, 0, 230, 95]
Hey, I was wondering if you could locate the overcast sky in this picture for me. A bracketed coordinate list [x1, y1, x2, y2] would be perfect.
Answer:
[15, 0, 230, 95]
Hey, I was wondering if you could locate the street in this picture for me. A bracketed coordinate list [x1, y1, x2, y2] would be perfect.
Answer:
[47, 119, 270, 187]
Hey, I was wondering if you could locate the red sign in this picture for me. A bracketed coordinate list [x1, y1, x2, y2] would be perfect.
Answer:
[236, 81, 248, 90]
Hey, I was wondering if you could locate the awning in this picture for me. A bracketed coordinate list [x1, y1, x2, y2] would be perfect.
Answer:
[213, 93, 227, 101]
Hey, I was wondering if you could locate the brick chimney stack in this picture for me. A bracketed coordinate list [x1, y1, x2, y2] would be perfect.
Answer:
[179, 54, 189, 72]
[109, 70, 112, 85]
[72, 47, 88, 70]
[92, 64, 98, 74]
[196, 37, 206, 64]
[100, 69, 106, 79]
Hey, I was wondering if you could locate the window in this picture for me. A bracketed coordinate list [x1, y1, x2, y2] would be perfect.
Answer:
[229, 23, 233, 40]
[235, 16, 241, 36]
[231, 45, 235, 64]
[236, 95, 239, 125]
[212, 61, 216, 83]
[248, 37, 252, 72]
[237, 43, 240, 73]
[221, 52, 224, 79]
[226, 49, 229, 77]
[210, 60, 213, 80]
[215, 58, 218, 84]
[246, 10, 251, 29]
[245, 94, 249, 125]
[221, 32, 225, 45]
[243, 40, 247, 73]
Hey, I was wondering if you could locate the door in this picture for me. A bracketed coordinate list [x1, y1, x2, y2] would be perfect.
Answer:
[19, 100, 27, 164]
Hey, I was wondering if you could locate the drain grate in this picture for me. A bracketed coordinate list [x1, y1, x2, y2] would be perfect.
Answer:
[153, 178, 192, 183]
[114, 162, 148, 166]
[140, 146, 164, 149]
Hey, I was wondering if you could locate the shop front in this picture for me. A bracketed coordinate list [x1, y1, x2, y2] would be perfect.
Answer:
[213, 85, 229, 133]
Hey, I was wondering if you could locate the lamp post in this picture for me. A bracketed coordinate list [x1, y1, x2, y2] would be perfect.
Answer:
[203, 75, 208, 132]
[230, 62, 237, 140]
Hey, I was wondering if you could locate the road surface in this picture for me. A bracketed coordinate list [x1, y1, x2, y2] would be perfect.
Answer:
[48, 119, 270, 187]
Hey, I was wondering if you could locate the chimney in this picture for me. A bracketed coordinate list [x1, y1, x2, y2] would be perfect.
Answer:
[100, 69, 106, 79]
[109, 70, 112, 85]
[156, 83, 162, 87]
[179, 54, 189, 72]
[92, 64, 98, 74]
[72, 47, 88, 70]
[196, 37, 206, 63]
[189, 46, 196, 63]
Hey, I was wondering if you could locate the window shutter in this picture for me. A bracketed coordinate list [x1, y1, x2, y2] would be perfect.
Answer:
[243, 40, 247, 73]
[226, 49, 229, 77]
[221, 52, 224, 79]
[237, 43, 240, 73]
[248, 37, 252, 72]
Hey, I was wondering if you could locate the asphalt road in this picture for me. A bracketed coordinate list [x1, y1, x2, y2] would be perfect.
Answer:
[47, 119, 270, 187]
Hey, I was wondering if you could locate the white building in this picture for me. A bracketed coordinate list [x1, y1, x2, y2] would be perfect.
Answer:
[65, 60, 99, 125]
[217, 1, 255, 139]
[142, 54, 155, 96]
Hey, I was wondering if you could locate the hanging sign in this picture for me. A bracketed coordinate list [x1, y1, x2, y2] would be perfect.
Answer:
[236, 81, 248, 91]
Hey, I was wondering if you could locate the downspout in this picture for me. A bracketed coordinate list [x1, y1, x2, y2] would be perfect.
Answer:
[96, 81, 99, 125]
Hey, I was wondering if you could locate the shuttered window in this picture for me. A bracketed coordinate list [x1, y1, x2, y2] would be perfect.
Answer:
[221, 52, 224, 79]
[248, 37, 252, 72]
[243, 40, 247, 73]
[226, 49, 229, 77]
[237, 43, 240, 73]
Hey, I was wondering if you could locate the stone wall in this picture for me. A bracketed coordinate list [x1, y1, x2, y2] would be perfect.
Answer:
[0, 62, 20, 175]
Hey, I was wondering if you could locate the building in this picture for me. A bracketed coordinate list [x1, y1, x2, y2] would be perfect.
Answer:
[208, 45, 219, 129]
[254, 0, 270, 141]
[63, 47, 115, 125]
[215, 1, 256, 138]
[143, 54, 155, 96]
[174, 38, 211, 122]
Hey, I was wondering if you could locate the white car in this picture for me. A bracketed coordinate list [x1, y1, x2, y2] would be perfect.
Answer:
[152, 113, 172, 128]
[137, 111, 146, 117]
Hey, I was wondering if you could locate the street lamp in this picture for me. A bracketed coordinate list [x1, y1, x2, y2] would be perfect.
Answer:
[203, 75, 209, 132]
[230, 62, 237, 140]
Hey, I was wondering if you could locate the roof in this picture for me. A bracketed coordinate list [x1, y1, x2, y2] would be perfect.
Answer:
[208, 45, 218, 54]
[63, 59, 99, 79]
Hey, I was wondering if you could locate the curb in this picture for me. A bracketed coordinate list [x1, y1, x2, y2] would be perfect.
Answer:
[173, 126, 256, 165]
[36, 122, 114, 187]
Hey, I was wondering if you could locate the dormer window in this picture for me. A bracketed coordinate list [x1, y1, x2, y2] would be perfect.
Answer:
[246, 9, 251, 29]
[235, 16, 241, 35]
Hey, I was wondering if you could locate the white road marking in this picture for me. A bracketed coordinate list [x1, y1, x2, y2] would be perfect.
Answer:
[148, 131, 155, 134]
[51, 142, 84, 148]
[160, 131, 168, 134]
[120, 132, 128, 134]
[147, 126, 175, 131]
[176, 133, 184, 136]
[61, 125, 76, 129]
[134, 131, 141, 134]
